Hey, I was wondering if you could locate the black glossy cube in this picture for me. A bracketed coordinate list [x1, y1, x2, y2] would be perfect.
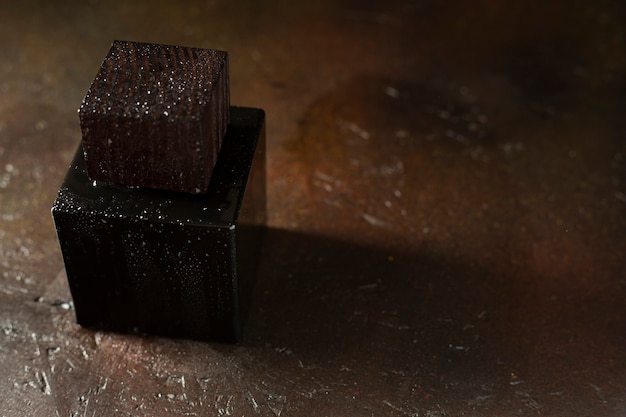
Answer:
[52, 107, 265, 343]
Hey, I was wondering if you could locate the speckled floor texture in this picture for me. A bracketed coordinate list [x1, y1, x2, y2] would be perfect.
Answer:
[1, 1, 625, 416]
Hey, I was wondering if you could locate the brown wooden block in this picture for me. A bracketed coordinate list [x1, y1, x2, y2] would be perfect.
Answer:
[78, 40, 229, 194]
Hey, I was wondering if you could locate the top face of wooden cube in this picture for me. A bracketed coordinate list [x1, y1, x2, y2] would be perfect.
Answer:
[78, 40, 230, 194]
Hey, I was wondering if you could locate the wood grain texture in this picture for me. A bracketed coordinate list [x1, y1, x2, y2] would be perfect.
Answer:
[78, 40, 229, 194]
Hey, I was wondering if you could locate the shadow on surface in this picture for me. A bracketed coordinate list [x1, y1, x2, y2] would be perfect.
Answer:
[244, 228, 505, 365]
[245, 226, 626, 390]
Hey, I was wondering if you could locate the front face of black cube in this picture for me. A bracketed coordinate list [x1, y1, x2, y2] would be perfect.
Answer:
[53, 210, 239, 342]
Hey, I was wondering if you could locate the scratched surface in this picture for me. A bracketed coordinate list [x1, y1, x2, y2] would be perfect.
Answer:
[1, 1, 626, 416]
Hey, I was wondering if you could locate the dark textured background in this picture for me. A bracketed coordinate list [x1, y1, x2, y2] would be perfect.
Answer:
[1, 1, 625, 415]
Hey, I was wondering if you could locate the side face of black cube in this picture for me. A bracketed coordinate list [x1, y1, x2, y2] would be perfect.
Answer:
[52, 107, 265, 343]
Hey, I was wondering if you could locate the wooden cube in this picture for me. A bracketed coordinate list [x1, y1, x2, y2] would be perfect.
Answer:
[78, 40, 229, 194]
